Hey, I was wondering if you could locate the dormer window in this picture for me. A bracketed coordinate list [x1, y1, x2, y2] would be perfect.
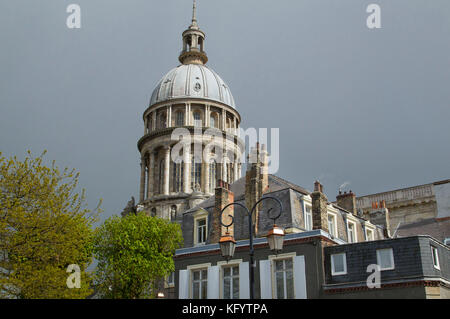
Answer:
[347, 220, 357, 243]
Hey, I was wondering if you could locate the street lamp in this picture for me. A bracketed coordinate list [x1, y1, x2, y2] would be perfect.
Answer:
[218, 196, 284, 299]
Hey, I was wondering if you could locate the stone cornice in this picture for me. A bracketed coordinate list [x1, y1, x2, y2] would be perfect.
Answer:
[137, 126, 245, 152]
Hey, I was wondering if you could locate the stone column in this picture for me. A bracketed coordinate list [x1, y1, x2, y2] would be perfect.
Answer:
[166, 107, 170, 129]
[183, 144, 190, 193]
[233, 117, 237, 135]
[187, 103, 192, 126]
[203, 151, 210, 193]
[222, 155, 228, 182]
[222, 109, 226, 130]
[152, 112, 156, 131]
[144, 117, 148, 134]
[168, 105, 172, 128]
[147, 151, 155, 198]
[139, 156, 146, 202]
[234, 161, 239, 182]
[205, 105, 210, 127]
[163, 146, 171, 195]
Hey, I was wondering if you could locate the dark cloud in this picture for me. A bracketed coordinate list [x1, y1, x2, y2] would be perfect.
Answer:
[1, 0, 449, 224]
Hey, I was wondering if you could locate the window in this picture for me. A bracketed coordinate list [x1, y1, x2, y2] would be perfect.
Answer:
[196, 218, 207, 245]
[347, 221, 356, 243]
[331, 253, 347, 276]
[327, 213, 337, 237]
[210, 113, 218, 128]
[159, 159, 165, 194]
[431, 246, 440, 270]
[191, 269, 208, 299]
[193, 112, 202, 127]
[304, 205, 313, 231]
[444, 238, 450, 246]
[170, 205, 177, 221]
[366, 228, 374, 241]
[191, 155, 202, 191]
[376, 248, 395, 271]
[273, 258, 294, 299]
[222, 265, 239, 299]
[175, 111, 185, 126]
[159, 112, 167, 129]
[172, 162, 183, 192]
[166, 272, 175, 288]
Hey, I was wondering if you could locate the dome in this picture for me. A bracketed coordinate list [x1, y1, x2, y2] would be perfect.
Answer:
[149, 64, 236, 109]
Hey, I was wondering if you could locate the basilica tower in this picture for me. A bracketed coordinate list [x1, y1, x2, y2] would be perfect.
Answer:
[137, 1, 243, 221]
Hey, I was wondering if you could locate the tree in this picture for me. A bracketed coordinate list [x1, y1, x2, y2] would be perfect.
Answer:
[0, 151, 101, 298]
[93, 213, 183, 299]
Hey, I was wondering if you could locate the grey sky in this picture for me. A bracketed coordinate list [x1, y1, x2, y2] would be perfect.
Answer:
[1, 0, 449, 224]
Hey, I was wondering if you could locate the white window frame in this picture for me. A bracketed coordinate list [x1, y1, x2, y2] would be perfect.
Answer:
[187, 263, 211, 299]
[217, 259, 242, 299]
[327, 212, 338, 237]
[376, 248, 395, 271]
[431, 246, 440, 270]
[269, 252, 296, 299]
[193, 210, 208, 246]
[365, 227, 374, 241]
[304, 205, 313, 231]
[331, 252, 347, 276]
[347, 220, 357, 243]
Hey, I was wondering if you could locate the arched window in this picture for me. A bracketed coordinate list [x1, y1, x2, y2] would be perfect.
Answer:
[172, 162, 184, 192]
[147, 115, 152, 132]
[209, 159, 217, 193]
[176, 111, 185, 126]
[159, 159, 165, 194]
[210, 113, 218, 128]
[151, 208, 157, 217]
[193, 111, 202, 127]
[171, 205, 177, 221]
[159, 112, 167, 129]
[191, 155, 202, 191]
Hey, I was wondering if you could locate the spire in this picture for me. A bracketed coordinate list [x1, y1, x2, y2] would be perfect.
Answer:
[191, 0, 198, 28]
[179, 0, 208, 65]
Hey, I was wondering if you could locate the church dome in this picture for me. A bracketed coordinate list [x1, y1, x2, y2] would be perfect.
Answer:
[149, 64, 236, 109]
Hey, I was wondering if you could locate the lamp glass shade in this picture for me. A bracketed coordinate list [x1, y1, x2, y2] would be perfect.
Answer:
[219, 235, 236, 261]
[267, 226, 285, 252]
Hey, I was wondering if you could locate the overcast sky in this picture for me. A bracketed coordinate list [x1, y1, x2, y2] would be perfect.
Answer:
[1, 0, 449, 224]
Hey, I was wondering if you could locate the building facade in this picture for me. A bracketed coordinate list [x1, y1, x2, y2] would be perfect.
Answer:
[131, 2, 450, 299]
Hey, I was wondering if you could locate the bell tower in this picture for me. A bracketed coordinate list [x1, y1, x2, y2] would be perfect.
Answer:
[179, 0, 208, 65]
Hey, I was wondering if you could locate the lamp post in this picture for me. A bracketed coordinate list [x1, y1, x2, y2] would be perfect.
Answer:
[218, 196, 284, 299]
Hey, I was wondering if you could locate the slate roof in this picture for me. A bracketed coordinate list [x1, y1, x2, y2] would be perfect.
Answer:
[184, 174, 310, 213]
[396, 217, 450, 243]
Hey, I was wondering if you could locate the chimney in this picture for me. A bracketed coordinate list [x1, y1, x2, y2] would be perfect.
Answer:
[311, 181, 329, 233]
[210, 180, 234, 243]
[336, 190, 357, 216]
[369, 200, 391, 238]
[245, 143, 269, 236]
